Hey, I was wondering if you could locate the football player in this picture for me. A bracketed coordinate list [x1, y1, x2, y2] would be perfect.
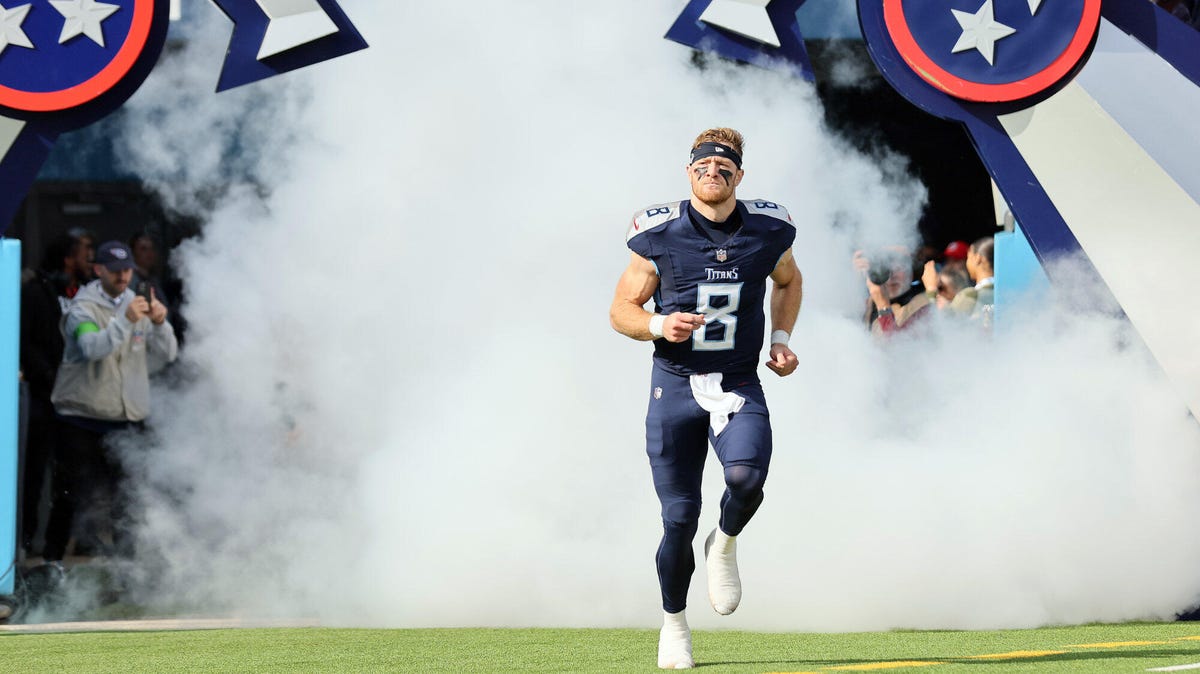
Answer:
[610, 128, 802, 669]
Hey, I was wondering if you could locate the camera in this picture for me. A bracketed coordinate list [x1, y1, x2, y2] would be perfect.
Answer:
[867, 263, 893, 285]
[866, 250, 904, 285]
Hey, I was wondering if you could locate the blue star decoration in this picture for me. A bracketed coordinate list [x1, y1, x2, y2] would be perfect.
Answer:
[212, 0, 368, 92]
[666, 0, 813, 81]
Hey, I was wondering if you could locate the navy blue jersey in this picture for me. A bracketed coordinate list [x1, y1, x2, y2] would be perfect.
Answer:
[627, 199, 796, 376]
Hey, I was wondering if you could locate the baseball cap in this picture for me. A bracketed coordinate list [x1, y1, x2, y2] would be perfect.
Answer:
[94, 241, 135, 271]
[943, 240, 969, 260]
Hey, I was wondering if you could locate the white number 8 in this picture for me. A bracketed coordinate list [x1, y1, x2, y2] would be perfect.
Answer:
[693, 283, 742, 351]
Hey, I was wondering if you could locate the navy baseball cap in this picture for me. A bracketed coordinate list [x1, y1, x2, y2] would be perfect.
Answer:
[94, 241, 135, 271]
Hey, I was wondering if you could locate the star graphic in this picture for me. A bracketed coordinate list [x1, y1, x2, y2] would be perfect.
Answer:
[1028, 0, 1044, 14]
[50, 0, 120, 47]
[951, 0, 1016, 66]
[0, 3, 33, 57]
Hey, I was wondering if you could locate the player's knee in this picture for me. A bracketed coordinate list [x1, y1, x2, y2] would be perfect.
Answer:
[724, 465, 766, 499]
[662, 499, 701, 529]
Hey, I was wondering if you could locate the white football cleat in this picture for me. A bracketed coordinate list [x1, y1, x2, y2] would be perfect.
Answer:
[658, 610, 694, 669]
[704, 527, 741, 615]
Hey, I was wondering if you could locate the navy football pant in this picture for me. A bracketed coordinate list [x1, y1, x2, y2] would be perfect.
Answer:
[644, 364, 772, 614]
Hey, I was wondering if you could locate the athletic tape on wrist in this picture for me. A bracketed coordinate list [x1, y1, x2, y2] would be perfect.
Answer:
[649, 314, 666, 338]
[770, 330, 790, 346]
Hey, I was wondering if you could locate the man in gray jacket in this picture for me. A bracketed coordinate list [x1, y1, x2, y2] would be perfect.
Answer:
[45, 240, 178, 564]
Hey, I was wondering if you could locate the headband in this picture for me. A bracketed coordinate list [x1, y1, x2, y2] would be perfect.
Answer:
[689, 142, 742, 168]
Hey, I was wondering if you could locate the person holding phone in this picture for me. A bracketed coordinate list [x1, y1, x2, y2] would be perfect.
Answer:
[44, 241, 177, 567]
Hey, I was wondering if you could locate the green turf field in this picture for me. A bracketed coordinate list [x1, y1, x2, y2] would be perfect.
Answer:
[5, 623, 1200, 672]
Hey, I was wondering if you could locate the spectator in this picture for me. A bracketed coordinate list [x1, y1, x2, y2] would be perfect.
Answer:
[17, 233, 91, 557]
[854, 247, 931, 335]
[913, 245, 941, 278]
[920, 260, 973, 310]
[942, 240, 969, 276]
[946, 236, 995, 326]
[44, 241, 178, 563]
[59, 227, 94, 300]
[132, 231, 190, 345]
[129, 232, 169, 307]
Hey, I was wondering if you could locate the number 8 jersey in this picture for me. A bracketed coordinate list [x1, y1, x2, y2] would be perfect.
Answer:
[627, 199, 796, 377]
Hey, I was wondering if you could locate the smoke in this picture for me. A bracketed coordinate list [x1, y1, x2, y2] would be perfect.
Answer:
[79, 0, 1200, 631]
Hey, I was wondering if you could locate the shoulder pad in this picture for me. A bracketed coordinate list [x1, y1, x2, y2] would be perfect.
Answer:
[627, 202, 683, 242]
[742, 199, 793, 225]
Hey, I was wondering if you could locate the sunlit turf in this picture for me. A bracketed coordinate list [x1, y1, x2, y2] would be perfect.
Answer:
[4, 623, 1200, 672]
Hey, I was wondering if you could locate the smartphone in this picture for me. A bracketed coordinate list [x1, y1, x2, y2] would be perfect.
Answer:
[136, 281, 151, 302]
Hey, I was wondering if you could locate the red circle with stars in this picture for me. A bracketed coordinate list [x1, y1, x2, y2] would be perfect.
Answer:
[0, 0, 154, 112]
[882, 0, 1102, 103]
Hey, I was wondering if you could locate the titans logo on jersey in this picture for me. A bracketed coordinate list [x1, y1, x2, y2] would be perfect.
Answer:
[627, 199, 795, 376]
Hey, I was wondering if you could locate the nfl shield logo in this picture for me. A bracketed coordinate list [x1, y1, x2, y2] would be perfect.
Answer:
[715, 249, 728, 262]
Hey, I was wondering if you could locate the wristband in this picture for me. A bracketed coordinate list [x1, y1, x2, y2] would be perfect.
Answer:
[649, 314, 666, 338]
[770, 330, 790, 346]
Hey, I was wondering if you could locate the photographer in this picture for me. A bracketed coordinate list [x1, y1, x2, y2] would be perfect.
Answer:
[853, 247, 931, 335]
[920, 259, 972, 310]
[44, 241, 178, 564]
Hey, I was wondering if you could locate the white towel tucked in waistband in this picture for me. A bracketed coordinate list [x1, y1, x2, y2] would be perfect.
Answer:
[689, 373, 745, 436]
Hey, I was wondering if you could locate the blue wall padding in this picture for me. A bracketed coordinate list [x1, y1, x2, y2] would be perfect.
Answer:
[995, 222, 1050, 325]
[0, 239, 18, 595]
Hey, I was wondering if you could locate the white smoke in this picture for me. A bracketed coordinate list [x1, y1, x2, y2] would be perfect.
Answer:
[89, 0, 1200, 631]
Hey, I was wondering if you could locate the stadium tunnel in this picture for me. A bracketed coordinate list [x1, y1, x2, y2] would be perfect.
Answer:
[0, 4, 1002, 622]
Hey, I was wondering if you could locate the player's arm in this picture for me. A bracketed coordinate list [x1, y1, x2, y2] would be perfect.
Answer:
[766, 248, 802, 377]
[610, 252, 704, 342]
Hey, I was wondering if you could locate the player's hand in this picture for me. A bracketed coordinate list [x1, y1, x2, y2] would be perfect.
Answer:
[765, 343, 798, 377]
[126, 296, 149, 322]
[148, 289, 168, 325]
[663, 312, 705, 343]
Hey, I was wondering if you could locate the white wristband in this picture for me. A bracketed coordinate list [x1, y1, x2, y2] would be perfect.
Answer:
[649, 314, 666, 338]
[770, 330, 790, 346]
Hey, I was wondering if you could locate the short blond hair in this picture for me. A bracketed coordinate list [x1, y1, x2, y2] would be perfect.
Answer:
[692, 128, 745, 156]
